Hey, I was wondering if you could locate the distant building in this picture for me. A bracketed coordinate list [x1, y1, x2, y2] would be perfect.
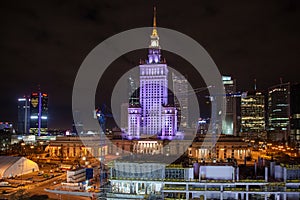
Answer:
[241, 91, 265, 133]
[0, 124, 12, 151]
[120, 102, 129, 130]
[72, 110, 83, 135]
[172, 73, 189, 129]
[17, 97, 30, 134]
[0, 122, 13, 133]
[290, 83, 300, 151]
[128, 76, 139, 105]
[67, 168, 86, 183]
[197, 118, 209, 134]
[29, 92, 48, 136]
[222, 76, 237, 135]
[267, 83, 290, 141]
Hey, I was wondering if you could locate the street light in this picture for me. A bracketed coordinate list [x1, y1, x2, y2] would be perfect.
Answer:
[21, 143, 25, 156]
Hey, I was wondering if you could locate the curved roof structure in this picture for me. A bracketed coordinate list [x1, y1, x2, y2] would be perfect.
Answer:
[0, 156, 39, 178]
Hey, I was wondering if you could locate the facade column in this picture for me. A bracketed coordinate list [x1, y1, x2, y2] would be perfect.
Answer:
[220, 185, 223, 200]
[186, 183, 189, 200]
[235, 193, 238, 200]
[283, 167, 287, 182]
[265, 167, 268, 182]
[246, 185, 249, 200]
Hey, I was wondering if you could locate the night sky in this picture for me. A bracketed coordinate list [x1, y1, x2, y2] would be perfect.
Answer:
[0, 0, 299, 129]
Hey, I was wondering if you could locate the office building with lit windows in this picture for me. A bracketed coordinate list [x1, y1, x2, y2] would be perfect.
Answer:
[267, 83, 290, 141]
[172, 73, 189, 129]
[222, 76, 237, 136]
[17, 96, 30, 134]
[290, 83, 300, 151]
[241, 91, 265, 133]
[29, 92, 48, 136]
[128, 76, 139, 106]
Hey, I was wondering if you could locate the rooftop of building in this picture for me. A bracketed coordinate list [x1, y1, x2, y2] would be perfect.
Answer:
[114, 154, 180, 165]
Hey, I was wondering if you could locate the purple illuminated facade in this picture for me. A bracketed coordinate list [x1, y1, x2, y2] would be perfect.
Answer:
[127, 8, 177, 138]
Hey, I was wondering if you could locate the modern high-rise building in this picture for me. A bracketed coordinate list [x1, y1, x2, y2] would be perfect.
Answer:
[127, 8, 177, 138]
[172, 73, 189, 129]
[222, 76, 237, 135]
[241, 91, 265, 133]
[290, 83, 300, 151]
[17, 96, 30, 134]
[128, 76, 139, 106]
[29, 92, 48, 136]
[267, 82, 290, 141]
[120, 102, 129, 130]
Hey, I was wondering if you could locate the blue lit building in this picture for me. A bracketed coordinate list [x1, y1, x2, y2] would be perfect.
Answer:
[29, 92, 48, 136]
[222, 76, 237, 136]
[17, 96, 30, 134]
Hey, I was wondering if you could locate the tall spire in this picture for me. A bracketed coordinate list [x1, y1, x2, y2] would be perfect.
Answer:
[148, 6, 161, 63]
[151, 6, 158, 37]
[153, 6, 157, 28]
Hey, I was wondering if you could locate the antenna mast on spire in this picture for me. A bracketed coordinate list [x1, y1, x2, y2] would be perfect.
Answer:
[151, 6, 158, 37]
[153, 6, 157, 28]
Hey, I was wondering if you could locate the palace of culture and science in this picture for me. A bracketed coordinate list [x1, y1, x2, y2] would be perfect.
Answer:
[127, 9, 177, 139]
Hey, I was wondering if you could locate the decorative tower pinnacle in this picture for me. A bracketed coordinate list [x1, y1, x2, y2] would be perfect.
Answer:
[148, 6, 161, 63]
[149, 6, 160, 49]
[151, 6, 158, 37]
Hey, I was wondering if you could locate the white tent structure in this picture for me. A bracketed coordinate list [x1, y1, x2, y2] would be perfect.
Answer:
[0, 156, 39, 178]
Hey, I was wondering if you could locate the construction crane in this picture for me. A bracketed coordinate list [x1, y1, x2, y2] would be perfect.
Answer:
[94, 104, 113, 197]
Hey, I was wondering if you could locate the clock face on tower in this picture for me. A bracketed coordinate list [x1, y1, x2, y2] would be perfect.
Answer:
[151, 40, 157, 47]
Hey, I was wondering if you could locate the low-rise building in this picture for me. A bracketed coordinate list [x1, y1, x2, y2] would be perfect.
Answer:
[46, 136, 108, 161]
[67, 168, 86, 183]
[108, 159, 300, 200]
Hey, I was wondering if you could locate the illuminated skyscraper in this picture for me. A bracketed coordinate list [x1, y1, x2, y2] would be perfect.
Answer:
[241, 91, 265, 133]
[29, 92, 48, 136]
[267, 82, 290, 141]
[127, 7, 177, 138]
[172, 73, 189, 129]
[222, 76, 237, 135]
[120, 102, 129, 130]
[128, 76, 139, 105]
[17, 96, 30, 134]
[290, 83, 300, 150]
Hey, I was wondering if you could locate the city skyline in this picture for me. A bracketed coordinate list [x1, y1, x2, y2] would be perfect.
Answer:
[0, 0, 299, 129]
